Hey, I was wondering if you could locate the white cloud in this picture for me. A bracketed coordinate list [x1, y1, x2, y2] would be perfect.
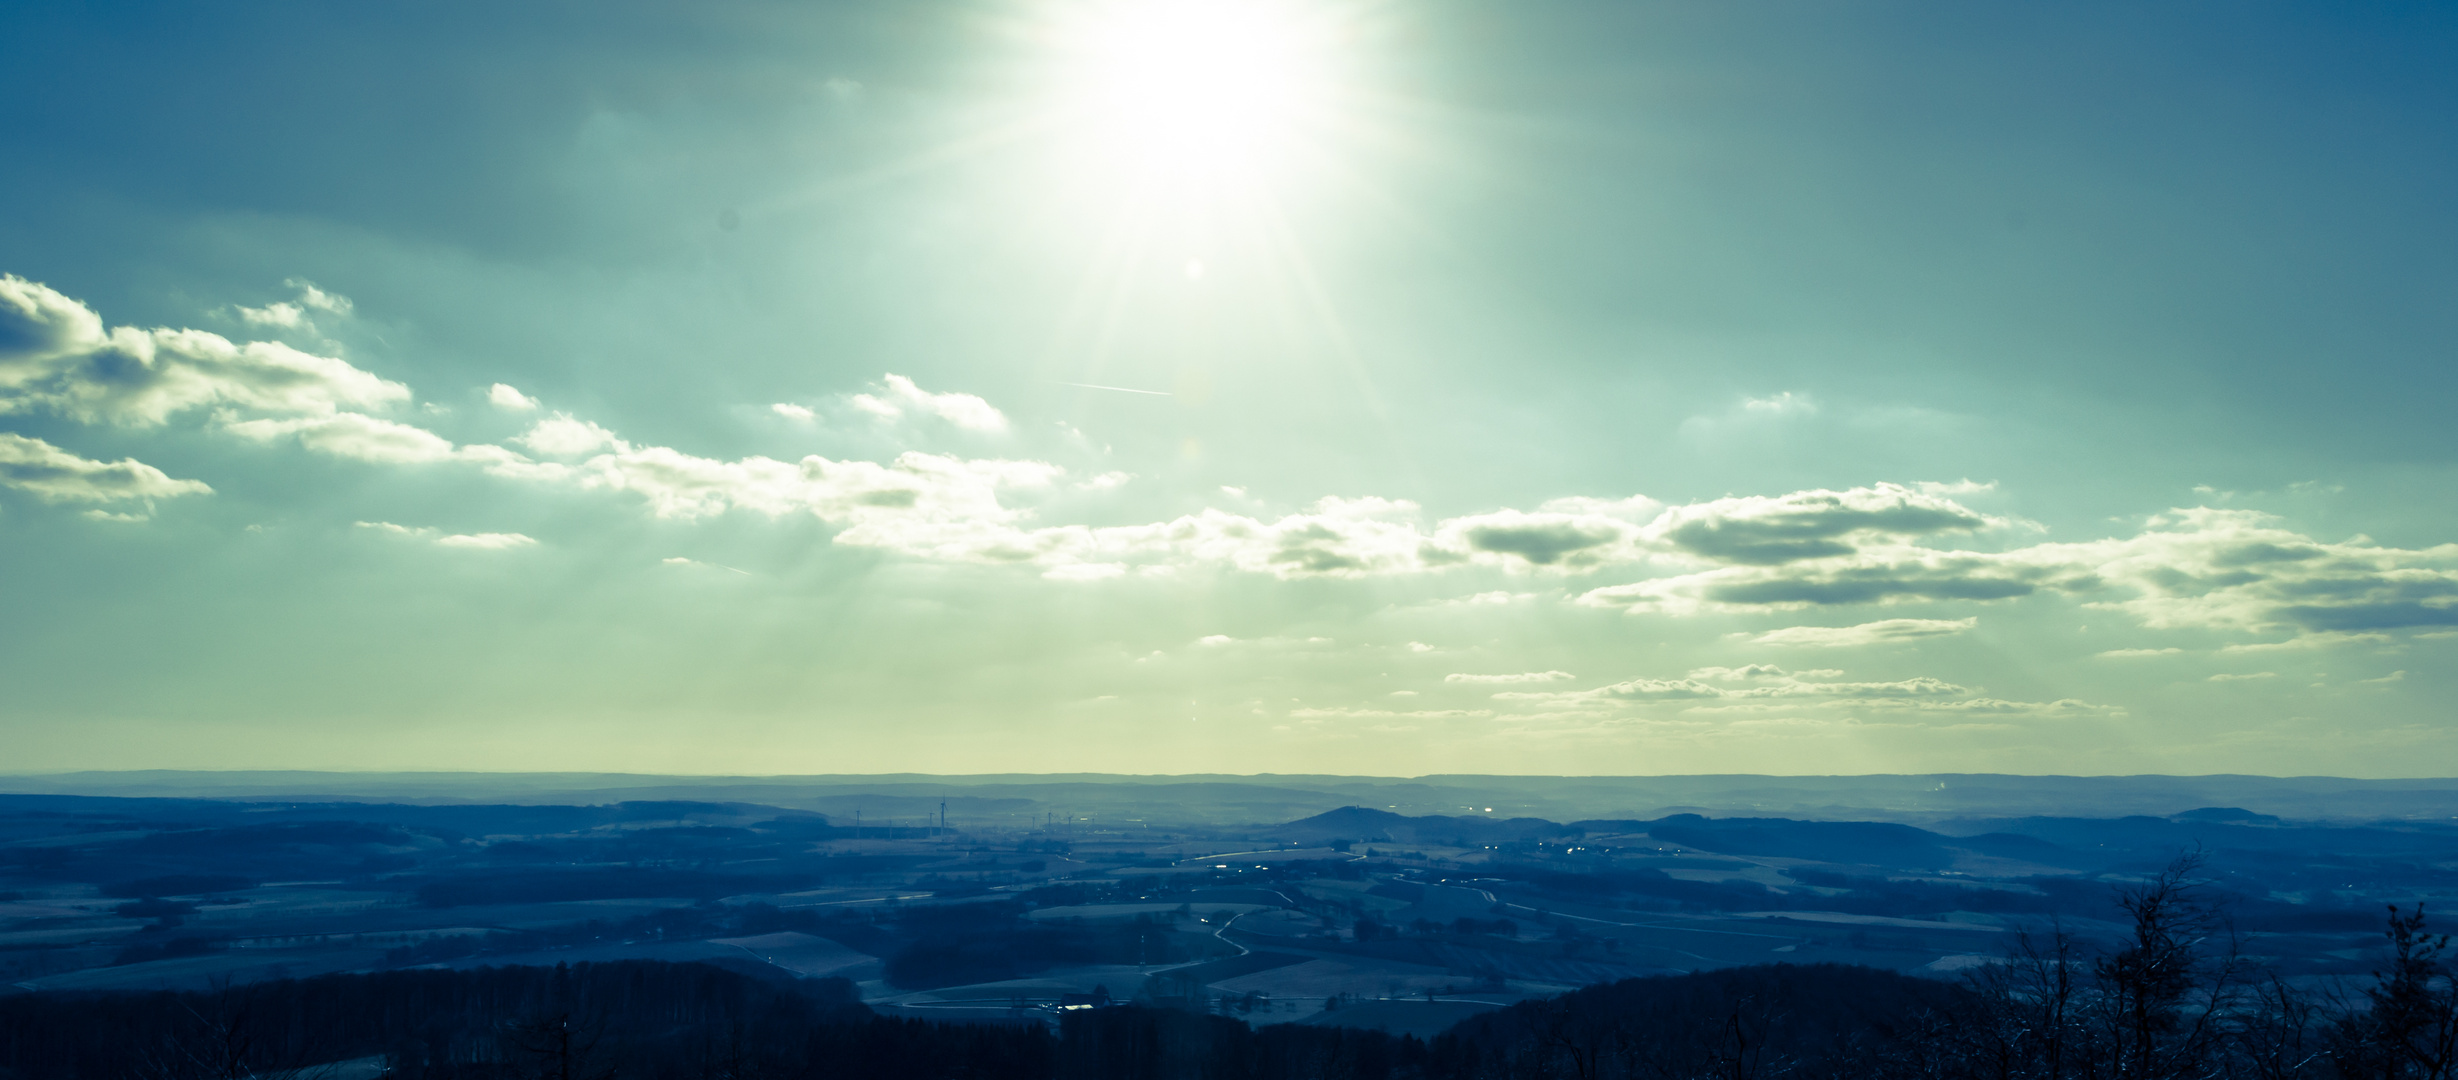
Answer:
[223, 412, 459, 463]
[0, 275, 407, 427]
[1501, 670, 1970, 705]
[849, 373, 1007, 432]
[1749, 617, 1977, 647]
[1444, 671, 1574, 684]
[1741, 391, 1816, 415]
[513, 414, 624, 458]
[236, 302, 309, 329]
[0, 432, 211, 503]
[287, 280, 352, 315]
[356, 521, 537, 550]
[771, 402, 815, 421]
[1894, 698, 2120, 716]
[2097, 647, 2184, 659]
[2208, 671, 2278, 682]
[2219, 633, 2395, 653]
[23, 276, 2451, 650]
[489, 384, 540, 411]
[1493, 665, 2114, 719]
[1915, 479, 1997, 497]
[234, 280, 351, 329]
[1289, 707, 1492, 719]
[436, 532, 538, 550]
[1689, 664, 1839, 681]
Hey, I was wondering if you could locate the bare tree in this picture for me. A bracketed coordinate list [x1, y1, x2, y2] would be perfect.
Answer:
[1960, 924, 2088, 1080]
[128, 982, 338, 1080]
[2332, 905, 2458, 1080]
[501, 1011, 617, 1080]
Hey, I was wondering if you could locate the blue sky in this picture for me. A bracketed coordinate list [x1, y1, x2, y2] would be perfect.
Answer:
[2, 1, 2454, 775]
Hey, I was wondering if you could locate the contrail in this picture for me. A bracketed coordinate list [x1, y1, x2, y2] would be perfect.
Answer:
[1052, 380, 1171, 396]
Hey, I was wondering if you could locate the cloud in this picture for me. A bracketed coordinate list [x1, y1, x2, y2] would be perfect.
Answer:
[1688, 664, 1839, 681]
[661, 556, 752, 575]
[1748, 617, 1977, 647]
[1436, 511, 1632, 567]
[513, 414, 623, 458]
[1896, 698, 2120, 716]
[355, 521, 537, 550]
[1288, 707, 1492, 719]
[0, 433, 211, 503]
[1444, 671, 1574, 684]
[1741, 391, 1816, 415]
[223, 411, 460, 463]
[2082, 510, 2458, 633]
[1646, 482, 2001, 566]
[2097, 647, 2184, 659]
[470, 424, 1091, 572]
[436, 531, 539, 550]
[2208, 671, 2278, 682]
[489, 384, 539, 411]
[1579, 507, 2458, 639]
[2219, 633, 2395, 653]
[234, 283, 348, 329]
[1584, 549, 2075, 612]
[1495, 665, 2113, 719]
[452, 419, 2458, 630]
[771, 402, 814, 421]
[1428, 495, 1663, 571]
[0, 275, 407, 426]
[850, 373, 1007, 432]
[1500, 669, 1971, 705]
[22, 277, 2448, 645]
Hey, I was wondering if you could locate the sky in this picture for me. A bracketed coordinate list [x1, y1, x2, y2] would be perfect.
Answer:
[2, 1, 2455, 777]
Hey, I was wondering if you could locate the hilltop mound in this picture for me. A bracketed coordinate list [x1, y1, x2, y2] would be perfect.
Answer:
[1267, 806, 1574, 846]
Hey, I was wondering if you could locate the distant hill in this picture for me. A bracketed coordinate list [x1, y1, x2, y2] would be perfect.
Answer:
[1263, 803, 2458, 876]
[10, 771, 2458, 827]
[1266, 806, 1577, 846]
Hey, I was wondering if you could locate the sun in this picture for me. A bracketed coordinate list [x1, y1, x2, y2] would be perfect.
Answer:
[1050, 0, 1338, 197]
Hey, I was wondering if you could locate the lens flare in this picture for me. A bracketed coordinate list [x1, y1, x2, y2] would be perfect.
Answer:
[1053, 0, 1336, 197]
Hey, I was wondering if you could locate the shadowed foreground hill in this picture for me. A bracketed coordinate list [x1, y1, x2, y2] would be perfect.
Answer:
[0, 960, 1966, 1079]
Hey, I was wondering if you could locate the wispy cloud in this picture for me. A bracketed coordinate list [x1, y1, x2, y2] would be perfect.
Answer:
[1748, 618, 1977, 647]
[1444, 671, 1574, 685]
[851, 373, 1007, 432]
[1493, 664, 2117, 718]
[356, 521, 537, 550]
[0, 432, 211, 504]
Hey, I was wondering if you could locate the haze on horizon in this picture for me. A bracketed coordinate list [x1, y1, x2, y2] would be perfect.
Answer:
[1, 1, 2453, 778]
